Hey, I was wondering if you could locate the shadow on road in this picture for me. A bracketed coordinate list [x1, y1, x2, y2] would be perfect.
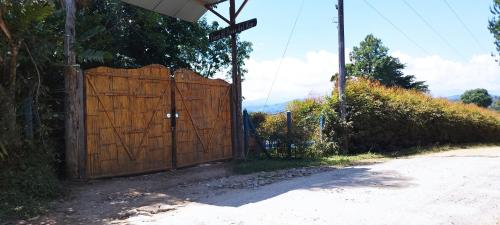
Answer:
[202, 167, 414, 207]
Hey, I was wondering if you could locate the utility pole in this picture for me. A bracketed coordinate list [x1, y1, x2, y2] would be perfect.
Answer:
[337, 0, 348, 154]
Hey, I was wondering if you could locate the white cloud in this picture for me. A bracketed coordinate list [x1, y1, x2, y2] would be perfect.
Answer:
[392, 51, 500, 97]
[242, 50, 338, 104]
[237, 50, 500, 105]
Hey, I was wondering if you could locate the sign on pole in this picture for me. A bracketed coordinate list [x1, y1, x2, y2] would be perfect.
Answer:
[209, 18, 257, 42]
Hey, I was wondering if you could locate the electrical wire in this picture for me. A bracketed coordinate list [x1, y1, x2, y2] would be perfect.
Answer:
[442, 0, 488, 52]
[402, 0, 467, 60]
[362, 0, 431, 55]
[261, 0, 305, 110]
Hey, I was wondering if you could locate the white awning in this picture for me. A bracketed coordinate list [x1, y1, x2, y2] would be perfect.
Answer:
[121, 0, 221, 23]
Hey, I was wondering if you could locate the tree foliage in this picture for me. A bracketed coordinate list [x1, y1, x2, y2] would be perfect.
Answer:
[460, 88, 494, 108]
[75, 1, 252, 77]
[0, 0, 61, 219]
[489, 0, 500, 55]
[0, 0, 55, 140]
[346, 34, 428, 91]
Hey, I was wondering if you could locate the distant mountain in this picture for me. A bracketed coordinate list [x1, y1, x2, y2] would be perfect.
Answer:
[244, 100, 294, 114]
[446, 95, 461, 102]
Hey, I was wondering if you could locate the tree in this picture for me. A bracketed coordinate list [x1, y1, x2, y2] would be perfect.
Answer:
[460, 89, 493, 108]
[346, 34, 428, 91]
[74, 1, 252, 77]
[0, 0, 55, 146]
[489, 0, 500, 56]
[491, 99, 500, 111]
[0, 1, 63, 217]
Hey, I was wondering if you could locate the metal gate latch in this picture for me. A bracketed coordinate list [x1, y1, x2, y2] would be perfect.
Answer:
[166, 113, 179, 119]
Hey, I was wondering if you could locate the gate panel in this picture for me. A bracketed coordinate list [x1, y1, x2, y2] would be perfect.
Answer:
[84, 65, 232, 178]
[174, 69, 232, 167]
[85, 65, 172, 178]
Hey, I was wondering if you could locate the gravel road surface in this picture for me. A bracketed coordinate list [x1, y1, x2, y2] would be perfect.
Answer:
[123, 147, 500, 225]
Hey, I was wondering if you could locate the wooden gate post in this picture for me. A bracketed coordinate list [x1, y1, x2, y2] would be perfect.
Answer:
[64, 65, 86, 179]
[64, 0, 86, 179]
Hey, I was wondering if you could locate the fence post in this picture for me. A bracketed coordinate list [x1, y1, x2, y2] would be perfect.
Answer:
[243, 109, 249, 159]
[319, 114, 324, 143]
[286, 111, 292, 158]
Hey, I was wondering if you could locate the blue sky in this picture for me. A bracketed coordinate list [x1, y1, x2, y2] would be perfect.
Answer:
[205, 0, 500, 104]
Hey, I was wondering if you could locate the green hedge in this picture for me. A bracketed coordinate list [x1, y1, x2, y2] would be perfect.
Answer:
[254, 99, 323, 157]
[323, 79, 500, 153]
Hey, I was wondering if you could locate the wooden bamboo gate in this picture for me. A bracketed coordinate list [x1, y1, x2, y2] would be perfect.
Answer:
[84, 65, 232, 178]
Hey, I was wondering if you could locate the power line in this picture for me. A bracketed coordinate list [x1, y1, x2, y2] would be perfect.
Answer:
[262, 0, 305, 110]
[362, 0, 430, 55]
[402, 0, 467, 60]
[442, 0, 488, 52]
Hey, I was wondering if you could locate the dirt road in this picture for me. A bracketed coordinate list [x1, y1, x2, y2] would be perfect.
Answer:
[18, 146, 500, 225]
[124, 147, 500, 225]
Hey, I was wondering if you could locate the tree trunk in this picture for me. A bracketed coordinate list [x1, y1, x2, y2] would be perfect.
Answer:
[2, 41, 22, 146]
[0, 84, 18, 148]
[0, 7, 21, 148]
[8, 42, 19, 92]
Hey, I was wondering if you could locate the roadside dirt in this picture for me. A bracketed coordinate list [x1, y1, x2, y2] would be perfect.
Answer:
[11, 146, 500, 225]
[12, 162, 336, 225]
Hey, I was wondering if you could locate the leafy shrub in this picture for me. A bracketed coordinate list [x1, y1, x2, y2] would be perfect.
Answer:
[0, 96, 61, 220]
[286, 99, 323, 145]
[306, 141, 340, 157]
[249, 112, 267, 128]
[0, 141, 59, 220]
[256, 98, 324, 157]
[257, 112, 287, 155]
[323, 79, 500, 153]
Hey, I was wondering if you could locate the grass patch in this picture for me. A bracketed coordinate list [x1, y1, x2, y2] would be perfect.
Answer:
[233, 152, 383, 175]
[233, 144, 500, 175]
